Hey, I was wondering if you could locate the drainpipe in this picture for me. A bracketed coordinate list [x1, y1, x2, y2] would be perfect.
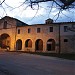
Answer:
[58, 23, 61, 54]
[14, 26, 17, 50]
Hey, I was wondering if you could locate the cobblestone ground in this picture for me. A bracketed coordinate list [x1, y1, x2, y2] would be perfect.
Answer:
[0, 52, 75, 75]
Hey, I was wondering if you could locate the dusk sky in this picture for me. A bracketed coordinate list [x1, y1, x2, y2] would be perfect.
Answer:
[0, 0, 75, 24]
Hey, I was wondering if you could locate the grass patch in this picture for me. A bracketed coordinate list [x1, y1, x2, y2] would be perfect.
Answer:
[8, 51, 75, 60]
[28, 52, 75, 60]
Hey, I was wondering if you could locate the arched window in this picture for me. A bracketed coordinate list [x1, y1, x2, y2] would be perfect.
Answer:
[3, 21, 7, 29]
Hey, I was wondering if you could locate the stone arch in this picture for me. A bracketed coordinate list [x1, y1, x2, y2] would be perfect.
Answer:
[35, 39, 43, 51]
[0, 33, 10, 50]
[16, 39, 22, 50]
[47, 39, 55, 51]
[25, 39, 32, 47]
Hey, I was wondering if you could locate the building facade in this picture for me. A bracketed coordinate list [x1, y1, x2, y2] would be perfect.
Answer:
[0, 16, 75, 53]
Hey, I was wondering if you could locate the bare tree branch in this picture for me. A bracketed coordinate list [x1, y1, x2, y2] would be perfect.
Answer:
[53, 9, 62, 22]
[30, 6, 39, 21]
[0, 0, 5, 5]
[48, 1, 54, 18]
[0, 0, 75, 23]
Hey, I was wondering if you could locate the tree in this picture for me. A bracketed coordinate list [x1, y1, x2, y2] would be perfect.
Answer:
[0, 0, 75, 22]
[30, 0, 75, 9]
[29, 0, 75, 20]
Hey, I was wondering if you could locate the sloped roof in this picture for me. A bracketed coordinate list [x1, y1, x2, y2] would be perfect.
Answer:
[0, 16, 75, 27]
[0, 16, 28, 26]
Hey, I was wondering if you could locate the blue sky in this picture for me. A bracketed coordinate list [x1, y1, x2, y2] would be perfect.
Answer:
[0, 0, 75, 25]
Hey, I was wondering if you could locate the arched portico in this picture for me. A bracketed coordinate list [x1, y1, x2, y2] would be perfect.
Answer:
[25, 39, 32, 48]
[35, 39, 43, 51]
[47, 39, 55, 51]
[16, 39, 22, 50]
[0, 33, 10, 50]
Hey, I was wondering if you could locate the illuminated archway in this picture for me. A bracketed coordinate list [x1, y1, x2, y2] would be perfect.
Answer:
[16, 39, 22, 50]
[35, 39, 43, 51]
[47, 39, 55, 51]
[25, 39, 32, 47]
[0, 33, 10, 50]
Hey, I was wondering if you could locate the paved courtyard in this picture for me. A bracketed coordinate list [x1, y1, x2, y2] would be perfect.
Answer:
[0, 52, 75, 75]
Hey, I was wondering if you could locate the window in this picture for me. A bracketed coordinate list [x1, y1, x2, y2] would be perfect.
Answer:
[37, 28, 40, 33]
[49, 27, 53, 32]
[64, 39, 68, 42]
[18, 29, 20, 34]
[28, 28, 31, 33]
[46, 21, 50, 24]
[64, 26, 68, 32]
[3, 21, 7, 29]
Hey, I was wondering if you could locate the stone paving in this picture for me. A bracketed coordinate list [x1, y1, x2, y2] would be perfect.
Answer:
[0, 52, 75, 75]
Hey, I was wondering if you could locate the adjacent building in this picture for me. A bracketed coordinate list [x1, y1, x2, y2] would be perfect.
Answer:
[0, 16, 75, 53]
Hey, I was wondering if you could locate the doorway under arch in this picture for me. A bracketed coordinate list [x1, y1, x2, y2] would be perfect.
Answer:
[35, 39, 43, 51]
[47, 39, 55, 51]
[16, 39, 22, 50]
[25, 39, 32, 48]
[0, 33, 10, 50]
